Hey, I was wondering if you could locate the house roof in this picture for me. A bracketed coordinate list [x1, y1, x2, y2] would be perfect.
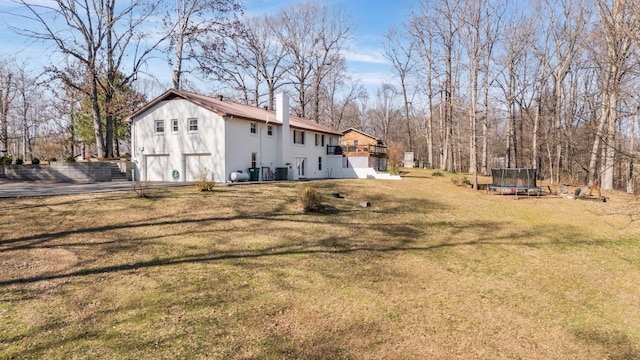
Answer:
[126, 89, 341, 135]
[341, 127, 381, 141]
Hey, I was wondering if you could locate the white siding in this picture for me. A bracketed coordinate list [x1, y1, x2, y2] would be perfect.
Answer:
[131, 99, 226, 182]
[131, 96, 347, 182]
[144, 154, 170, 181]
[184, 153, 212, 181]
[225, 117, 280, 181]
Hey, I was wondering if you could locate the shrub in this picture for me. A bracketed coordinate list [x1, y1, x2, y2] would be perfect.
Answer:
[0, 155, 12, 165]
[432, 171, 444, 177]
[296, 186, 322, 213]
[14, 158, 23, 165]
[133, 181, 155, 198]
[31, 157, 40, 164]
[194, 169, 216, 192]
[48, 157, 57, 162]
[389, 166, 400, 175]
[65, 155, 76, 162]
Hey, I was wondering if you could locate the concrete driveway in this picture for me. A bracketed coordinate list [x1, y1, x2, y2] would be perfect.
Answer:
[0, 179, 190, 198]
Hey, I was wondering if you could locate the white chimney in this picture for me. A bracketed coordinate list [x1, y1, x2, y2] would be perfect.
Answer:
[276, 93, 290, 166]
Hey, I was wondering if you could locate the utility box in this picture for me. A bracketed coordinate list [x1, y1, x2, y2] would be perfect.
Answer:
[275, 167, 288, 180]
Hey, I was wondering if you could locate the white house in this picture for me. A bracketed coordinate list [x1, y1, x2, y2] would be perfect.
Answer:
[126, 89, 358, 183]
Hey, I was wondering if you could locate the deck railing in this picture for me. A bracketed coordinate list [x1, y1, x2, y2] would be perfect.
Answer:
[327, 144, 387, 156]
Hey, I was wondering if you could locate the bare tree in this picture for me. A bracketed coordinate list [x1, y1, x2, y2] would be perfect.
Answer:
[409, 4, 441, 169]
[384, 26, 417, 153]
[276, 1, 353, 121]
[0, 60, 14, 154]
[587, 0, 639, 191]
[162, 0, 243, 90]
[11, 0, 164, 158]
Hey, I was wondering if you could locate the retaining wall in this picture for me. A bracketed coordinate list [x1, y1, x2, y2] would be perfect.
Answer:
[0, 162, 127, 182]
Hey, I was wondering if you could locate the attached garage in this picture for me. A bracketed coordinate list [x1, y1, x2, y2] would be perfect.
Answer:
[184, 153, 212, 181]
[144, 154, 170, 181]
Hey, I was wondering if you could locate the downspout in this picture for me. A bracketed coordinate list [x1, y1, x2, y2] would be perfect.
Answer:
[225, 116, 232, 183]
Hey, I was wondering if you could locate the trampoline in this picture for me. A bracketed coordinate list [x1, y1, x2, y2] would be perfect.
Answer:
[490, 168, 541, 196]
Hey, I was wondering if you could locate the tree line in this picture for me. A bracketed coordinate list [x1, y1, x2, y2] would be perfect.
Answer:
[1, 0, 640, 193]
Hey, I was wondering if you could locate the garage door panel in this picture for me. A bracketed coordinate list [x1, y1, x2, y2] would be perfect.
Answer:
[185, 154, 211, 181]
[145, 155, 170, 181]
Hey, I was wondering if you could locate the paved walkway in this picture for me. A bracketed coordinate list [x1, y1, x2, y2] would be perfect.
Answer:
[0, 179, 190, 198]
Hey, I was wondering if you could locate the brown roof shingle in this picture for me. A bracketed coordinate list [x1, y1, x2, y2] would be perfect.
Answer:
[127, 89, 341, 135]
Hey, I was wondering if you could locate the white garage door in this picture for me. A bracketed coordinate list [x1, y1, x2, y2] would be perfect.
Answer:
[145, 154, 170, 181]
[185, 154, 212, 181]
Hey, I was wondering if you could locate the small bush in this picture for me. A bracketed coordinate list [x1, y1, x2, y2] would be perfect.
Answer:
[31, 157, 40, 164]
[65, 155, 76, 162]
[133, 181, 155, 198]
[389, 166, 400, 175]
[0, 155, 12, 165]
[432, 171, 444, 177]
[14, 158, 23, 165]
[48, 157, 57, 162]
[194, 169, 216, 192]
[296, 186, 322, 213]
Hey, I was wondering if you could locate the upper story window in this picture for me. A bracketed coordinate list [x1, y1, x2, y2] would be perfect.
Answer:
[188, 118, 198, 132]
[171, 119, 178, 133]
[354, 139, 359, 146]
[250, 122, 257, 134]
[315, 134, 325, 147]
[339, 139, 346, 146]
[267, 125, 273, 136]
[293, 130, 305, 144]
[155, 120, 164, 134]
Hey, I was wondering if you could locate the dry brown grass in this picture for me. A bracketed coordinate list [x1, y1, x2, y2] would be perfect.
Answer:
[1, 169, 640, 359]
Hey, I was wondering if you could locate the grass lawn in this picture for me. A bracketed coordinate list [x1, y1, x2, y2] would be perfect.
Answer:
[1, 169, 640, 359]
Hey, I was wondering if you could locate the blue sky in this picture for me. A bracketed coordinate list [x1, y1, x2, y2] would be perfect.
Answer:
[0, 0, 409, 95]
[244, 0, 410, 91]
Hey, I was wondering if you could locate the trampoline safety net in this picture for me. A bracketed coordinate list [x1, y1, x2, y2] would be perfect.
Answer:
[490, 168, 540, 195]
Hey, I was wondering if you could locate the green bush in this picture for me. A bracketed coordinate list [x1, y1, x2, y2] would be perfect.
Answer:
[31, 157, 40, 164]
[48, 157, 57, 162]
[65, 155, 76, 162]
[297, 186, 322, 212]
[0, 155, 12, 165]
[432, 171, 445, 177]
[14, 158, 23, 165]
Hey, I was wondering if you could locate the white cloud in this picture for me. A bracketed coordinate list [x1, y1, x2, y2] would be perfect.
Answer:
[345, 50, 390, 65]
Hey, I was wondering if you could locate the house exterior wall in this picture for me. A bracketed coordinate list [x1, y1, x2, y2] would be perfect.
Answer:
[339, 130, 388, 171]
[340, 131, 378, 147]
[131, 96, 344, 182]
[131, 99, 226, 182]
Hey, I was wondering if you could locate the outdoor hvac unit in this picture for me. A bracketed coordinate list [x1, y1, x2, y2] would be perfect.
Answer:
[275, 167, 288, 180]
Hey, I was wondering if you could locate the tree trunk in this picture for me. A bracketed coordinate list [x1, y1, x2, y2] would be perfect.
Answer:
[627, 112, 635, 194]
[602, 90, 617, 190]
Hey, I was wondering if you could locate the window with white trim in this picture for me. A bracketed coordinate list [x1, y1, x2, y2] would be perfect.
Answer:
[250, 123, 257, 134]
[267, 125, 273, 136]
[171, 119, 178, 133]
[155, 120, 164, 134]
[188, 118, 198, 132]
[318, 156, 322, 170]
[315, 134, 325, 147]
[293, 130, 305, 144]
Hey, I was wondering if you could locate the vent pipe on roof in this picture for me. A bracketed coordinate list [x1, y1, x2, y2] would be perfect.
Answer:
[217, 95, 223, 101]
